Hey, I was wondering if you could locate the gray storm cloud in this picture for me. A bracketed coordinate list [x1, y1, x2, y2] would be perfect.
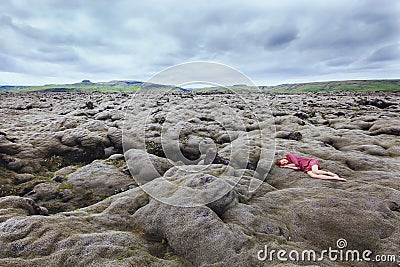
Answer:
[0, 0, 399, 85]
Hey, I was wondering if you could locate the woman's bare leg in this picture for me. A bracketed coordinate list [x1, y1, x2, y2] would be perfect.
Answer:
[307, 171, 347, 181]
[314, 169, 339, 177]
[309, 165, 346, 181]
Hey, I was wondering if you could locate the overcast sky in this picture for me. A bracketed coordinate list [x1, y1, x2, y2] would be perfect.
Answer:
[1, 0, 399, 85]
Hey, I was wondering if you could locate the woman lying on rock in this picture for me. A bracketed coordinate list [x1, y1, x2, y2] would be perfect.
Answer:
[275, 153, 347, 182]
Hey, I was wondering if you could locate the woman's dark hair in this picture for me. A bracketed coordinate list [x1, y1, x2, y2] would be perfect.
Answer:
[274, 158, 285, 166]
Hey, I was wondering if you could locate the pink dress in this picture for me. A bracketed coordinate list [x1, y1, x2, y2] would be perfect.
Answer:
[285, 153, 321, 173]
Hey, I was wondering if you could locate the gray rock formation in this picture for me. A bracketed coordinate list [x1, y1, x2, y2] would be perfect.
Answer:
[24, 159, 135, 213]
[0, 90, 399, 266]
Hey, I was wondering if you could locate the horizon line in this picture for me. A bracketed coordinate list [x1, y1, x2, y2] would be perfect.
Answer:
[1, 77, 399, 88]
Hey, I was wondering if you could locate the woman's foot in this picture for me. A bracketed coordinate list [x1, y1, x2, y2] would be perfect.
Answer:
[331, 174, 346, 181]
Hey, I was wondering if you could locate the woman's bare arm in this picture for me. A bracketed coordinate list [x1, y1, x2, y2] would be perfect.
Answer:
[282, 164, 299, 170]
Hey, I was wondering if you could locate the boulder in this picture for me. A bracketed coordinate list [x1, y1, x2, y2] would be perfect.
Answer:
[25, 160, 135, 213]
[125, 149, 173, 184]
[107, 127, 122, 148]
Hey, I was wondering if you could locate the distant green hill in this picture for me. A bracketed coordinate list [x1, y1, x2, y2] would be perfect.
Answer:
[1, 79, 399, 93]
[259, 79, 400, 93]
[0, 80, 183, 93]
[178, 79, 400, 93]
